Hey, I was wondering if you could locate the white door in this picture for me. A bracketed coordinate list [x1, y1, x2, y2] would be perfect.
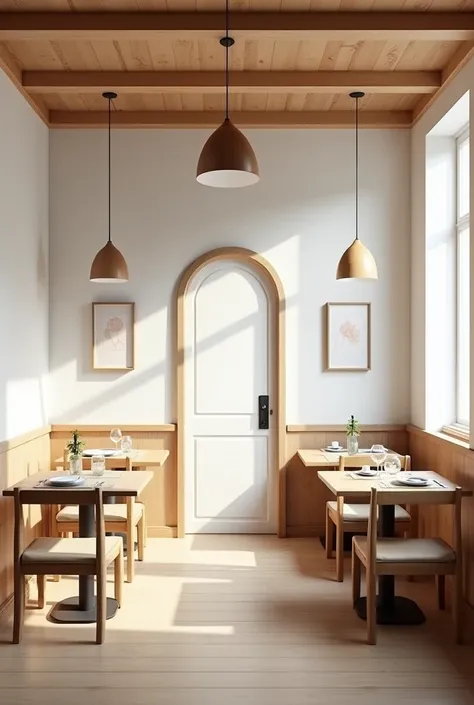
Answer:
[184, 260, 275, 534]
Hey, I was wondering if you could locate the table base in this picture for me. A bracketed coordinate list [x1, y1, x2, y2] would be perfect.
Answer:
[49, 596, 118, 624]
[354, 596, 425, 625]
[319, 533, 362, 552]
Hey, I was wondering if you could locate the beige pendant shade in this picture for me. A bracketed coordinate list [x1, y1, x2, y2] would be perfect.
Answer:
[336, 91, 377, 281]
[196, 119, 259, 188]
[90, 91, 129, 283]
[90, 241, 129, 283]
[336, 238, 378, 280]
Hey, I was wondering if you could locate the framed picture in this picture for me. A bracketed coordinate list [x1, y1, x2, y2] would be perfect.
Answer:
[92, 302, 135, 371]
[326, 302, 371, 371]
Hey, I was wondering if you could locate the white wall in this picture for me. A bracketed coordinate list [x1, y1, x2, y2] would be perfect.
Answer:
[411, 57, 473, 442]
[49, 128, 410, 425]
[0, 70, 49, 440]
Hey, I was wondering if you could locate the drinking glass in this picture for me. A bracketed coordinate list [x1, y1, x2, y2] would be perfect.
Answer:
[121, 435, 133, 455]
[384, 453, 401, 476]
[91, 454, 106, 477]
[370, 444, 387, 472]
[110, 428, 122, 454]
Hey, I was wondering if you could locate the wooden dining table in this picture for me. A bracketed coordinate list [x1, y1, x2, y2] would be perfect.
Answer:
[298, 448, 403, 468]
[3, 470, 153, 625]
[52, 448, 170, 470]
[318, 469, 472, 626]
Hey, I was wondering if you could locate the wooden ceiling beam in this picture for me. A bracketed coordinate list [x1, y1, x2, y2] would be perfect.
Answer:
[412, 41, 474, 124]
[49, 110, 412, 129]
[0, 44, 49, 124]
[1, 11, 473, 41]
[24, 70, 440, 95]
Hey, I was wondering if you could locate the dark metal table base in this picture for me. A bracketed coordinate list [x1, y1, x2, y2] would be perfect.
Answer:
[354, 596, 425, 625]
[319, 533, 360, 552]
[49, 596, 118, 624]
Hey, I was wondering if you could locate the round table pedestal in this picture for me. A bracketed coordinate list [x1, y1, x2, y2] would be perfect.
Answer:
[50, 596, 118, 624]
[355, 595, 425, 625]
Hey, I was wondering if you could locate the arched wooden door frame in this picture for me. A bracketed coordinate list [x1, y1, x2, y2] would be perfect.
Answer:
[175, 247, 286, 538]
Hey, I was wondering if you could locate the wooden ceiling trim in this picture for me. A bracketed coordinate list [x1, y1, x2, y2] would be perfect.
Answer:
[0, 43, 49, 123]
[49, 109, 412, 128]
[1, 12, 474, 42]
[412, 40, 474, 124]
[22, 69, 441, 95]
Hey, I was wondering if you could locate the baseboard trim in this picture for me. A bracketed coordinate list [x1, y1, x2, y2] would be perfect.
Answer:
[0, 579, 32, 628]
[148, 526, 178, 538]
[286, 524, 324, 538]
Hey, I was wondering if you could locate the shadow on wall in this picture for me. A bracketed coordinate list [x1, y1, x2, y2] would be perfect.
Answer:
[47, 129, 409, 425]
[51, 279, 296, 424]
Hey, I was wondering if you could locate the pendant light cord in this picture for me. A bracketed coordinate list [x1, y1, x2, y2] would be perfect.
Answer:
[108, 95, 112, 243]
[355, 94, 359, 242]
[225, 0, 229, 121]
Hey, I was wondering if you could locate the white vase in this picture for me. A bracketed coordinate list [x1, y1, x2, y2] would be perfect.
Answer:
[70, 455, 83, 475]
[347, 436, 359, 456]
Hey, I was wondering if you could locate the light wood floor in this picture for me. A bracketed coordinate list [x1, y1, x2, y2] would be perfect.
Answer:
[1, 536, 474, 705]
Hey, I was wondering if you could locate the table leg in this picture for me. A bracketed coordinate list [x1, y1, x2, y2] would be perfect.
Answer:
[355, 504, 426, 625]
[49, 504, 119, 624]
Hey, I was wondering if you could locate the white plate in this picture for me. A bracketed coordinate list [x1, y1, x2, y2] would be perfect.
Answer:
[393, 476, 429, 487]
[355, 469, 377, 477]
[325, 446, 345, 452]
[48, 475, 85, 487]
[82, 449, 116, 457]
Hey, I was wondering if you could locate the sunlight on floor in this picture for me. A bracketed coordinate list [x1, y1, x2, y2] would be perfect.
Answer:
[1, 536, 474, 705]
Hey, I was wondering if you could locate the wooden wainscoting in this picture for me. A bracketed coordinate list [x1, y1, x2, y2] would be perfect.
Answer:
[0, 426, 51, 616]
[50, 425, 177, 537]
[284, 425, 409, 538]
[408, 424, 474, 607]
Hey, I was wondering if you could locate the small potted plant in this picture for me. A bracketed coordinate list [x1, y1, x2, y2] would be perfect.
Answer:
[346, 415, 360, 456]
[66, 429, 85, 475]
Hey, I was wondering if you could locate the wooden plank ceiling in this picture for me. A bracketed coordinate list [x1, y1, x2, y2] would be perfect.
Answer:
[0, 0, 473, 128]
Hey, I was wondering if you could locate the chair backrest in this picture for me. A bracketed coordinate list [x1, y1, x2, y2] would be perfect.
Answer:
[366, 485, 462, 572]
[338, 454, 411, 471]
[14, 487, 106, 570]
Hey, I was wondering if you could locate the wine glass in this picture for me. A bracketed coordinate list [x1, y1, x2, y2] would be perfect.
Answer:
[384, 453, 401, 476]
[370, 444, 387, 472]
[110, 428, 122, 454]
[121, 435, 133, 455]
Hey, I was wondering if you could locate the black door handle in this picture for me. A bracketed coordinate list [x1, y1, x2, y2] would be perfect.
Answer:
[258, 395, 269, 429]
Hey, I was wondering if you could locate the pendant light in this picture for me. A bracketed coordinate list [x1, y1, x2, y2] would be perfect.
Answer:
[196, 0, 259, 188]
[336, 92, 378, 281]
[90, 92, 129, 283]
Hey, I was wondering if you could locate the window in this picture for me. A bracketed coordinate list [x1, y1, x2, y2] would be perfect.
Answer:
[456, 128, 469, 429]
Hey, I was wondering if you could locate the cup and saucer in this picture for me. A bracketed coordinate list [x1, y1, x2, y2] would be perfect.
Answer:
[325, 441, 345, 452]
[354, 465, 378, 478]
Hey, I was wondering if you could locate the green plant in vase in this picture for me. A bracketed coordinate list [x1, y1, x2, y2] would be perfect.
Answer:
[346, 415, 360, 456]
[66, 429, 85, 475]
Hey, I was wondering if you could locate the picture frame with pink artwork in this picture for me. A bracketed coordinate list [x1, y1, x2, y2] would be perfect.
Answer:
[92, 302, 135, 371]
[326, 302, 371, 371]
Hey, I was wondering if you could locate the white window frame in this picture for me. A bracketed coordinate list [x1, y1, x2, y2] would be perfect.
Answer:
[455, 126, 469, 431]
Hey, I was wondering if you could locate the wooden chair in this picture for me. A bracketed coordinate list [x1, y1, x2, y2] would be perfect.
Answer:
[352, 486, 463, 645]
[325, 454, 412, 582]
[13, 487, 124, 644]
[54, 454, 145, 583]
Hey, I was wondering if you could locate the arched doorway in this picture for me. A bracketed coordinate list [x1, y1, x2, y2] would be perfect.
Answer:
[175, 247, 286, 537]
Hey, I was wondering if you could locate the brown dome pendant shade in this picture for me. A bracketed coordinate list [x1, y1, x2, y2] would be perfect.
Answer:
[90, 91, 129, 283]
[197, 117, 259, 188]
[336, 92, 378, 281]
[196, 2, 259, 188]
